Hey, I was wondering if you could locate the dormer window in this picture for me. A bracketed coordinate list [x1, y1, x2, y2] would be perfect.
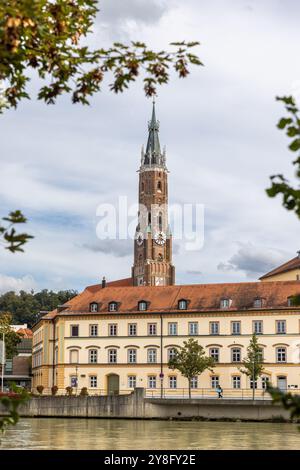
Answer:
[220, 298, 231, 309]
[178, 299, 187, 310]
[253, 298, 263, 308]
[108, 302, 118, 312]
[138, 300, 147, 311]
[90, 302, 98, 313]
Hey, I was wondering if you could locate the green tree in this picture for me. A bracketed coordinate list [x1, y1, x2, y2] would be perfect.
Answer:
[0, 313, 21, 358]
[266, 96, 300, 218]
[0, 289, 77, 327]
[267, 385, 300, 428]
[239, 334, 264, 400]
[0, 385, 30, 436]
[0, 211, 33, 253]
[168, 338, 214, 398]
[0, 0, 202, 111]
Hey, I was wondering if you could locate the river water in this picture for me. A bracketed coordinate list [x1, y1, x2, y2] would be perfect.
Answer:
[1, 419, 300, 450]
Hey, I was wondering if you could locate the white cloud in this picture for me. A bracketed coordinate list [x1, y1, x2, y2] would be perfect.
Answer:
[0, 274, 37, 294]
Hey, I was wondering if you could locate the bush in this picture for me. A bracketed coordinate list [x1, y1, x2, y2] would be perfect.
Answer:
[36, 385, 44, 395]
[80, 387, 88, 396]
[51, 385, 58, 396]
[65, 386, 73, 396]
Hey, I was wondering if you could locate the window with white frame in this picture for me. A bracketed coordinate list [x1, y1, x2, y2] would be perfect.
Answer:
[109, 324, 117, 336]
[108, 302, 118, 312]
[276, 347, 287, 363]
[70, 325, 79, 337]
[138, 301, 147, 311]
[261, 376, 270, 390]
[190, 376, 198, 389]
[89, 375, 97, 388]
[250, 378, 258, 389]
[210, 322, 219, 335]
[148, 376, 157, 389]
[231, 321, 241, 335]
[253, 298, 263, 308]
[128, 376, 136, 388]
[169, 376, 177, 389]
[231, 347, 241, 363]
[108, 348, 117, 363]
[147, 348, 157, 363]
[253, 320, 263, 335]
[276, 320, 286, 334]
[220, 298, 231, 309]
[232, 376, 241, 389]
[189, 322, 198, 335]
[178, 299, 187, 310]
[88, 349, 98, 364]
[168, 322, 178, 336]
[211, 376, 219, 389]
[89, 324, 98, 336]
[89, 303, 98, 312]
[128, 323, 137, 336]
[69, 349, 79, 364]
[168, 347, 177, 361]
[148, 323, 157, 336]
[209, 348, 220, 362]
[128, 349, 137, 364]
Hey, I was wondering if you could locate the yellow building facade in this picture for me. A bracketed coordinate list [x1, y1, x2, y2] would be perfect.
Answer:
[32, 281, 300, 397]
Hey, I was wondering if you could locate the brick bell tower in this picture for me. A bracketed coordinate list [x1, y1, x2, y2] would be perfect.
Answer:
[132, 100, 175, 286]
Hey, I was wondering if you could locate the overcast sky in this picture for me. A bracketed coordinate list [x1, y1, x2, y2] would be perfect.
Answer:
[1, 0, 300, 294]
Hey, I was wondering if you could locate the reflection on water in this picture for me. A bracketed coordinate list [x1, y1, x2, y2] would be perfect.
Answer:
[1, 419, 300, 450]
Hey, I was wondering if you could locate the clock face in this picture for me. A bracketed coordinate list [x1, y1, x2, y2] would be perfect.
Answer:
[154, 231, 166, 246]
[136, 231, 144, 246]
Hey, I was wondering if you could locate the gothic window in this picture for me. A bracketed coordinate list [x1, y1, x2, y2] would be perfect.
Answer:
[141, 182, 144, 192]
[158, 253, 163, 262]
[158, 212, 163, 230]
[157, 181, 162, 191]
[148, 212, 151, 225]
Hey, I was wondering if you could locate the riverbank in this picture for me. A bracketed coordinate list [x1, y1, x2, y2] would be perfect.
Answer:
[0, 388, 295, 422]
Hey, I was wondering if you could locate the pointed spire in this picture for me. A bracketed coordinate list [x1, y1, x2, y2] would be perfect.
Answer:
[142, 99, 166, 168]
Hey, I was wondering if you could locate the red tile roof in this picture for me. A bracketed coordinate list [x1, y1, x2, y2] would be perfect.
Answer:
[17, 328, 33, 338]
[41, 280, 300, 320]
[259, 256, 300, 280]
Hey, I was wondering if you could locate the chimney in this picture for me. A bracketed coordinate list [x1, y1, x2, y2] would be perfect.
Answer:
[102, 276, 106, 288]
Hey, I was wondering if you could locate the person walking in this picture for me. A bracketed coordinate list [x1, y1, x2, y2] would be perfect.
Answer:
[216, 384, 223, 398]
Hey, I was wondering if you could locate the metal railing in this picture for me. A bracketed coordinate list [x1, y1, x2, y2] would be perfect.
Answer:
[144, 387, 300, 400]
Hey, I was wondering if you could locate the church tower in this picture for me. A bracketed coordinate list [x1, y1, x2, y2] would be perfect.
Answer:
[132, 101, 175, 286]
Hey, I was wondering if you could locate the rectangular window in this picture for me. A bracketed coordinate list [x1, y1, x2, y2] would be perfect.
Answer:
[90, 324, 98, 337]
[211, 376, 219, 389]
[69, 349, 79, 364]
[108, 349, 117, 363]
[168, 348, 177, 361]
[70, 325, 79, 337]
[231, 348, 241, 363]
[232, 376, 241, 389]
[89, 375, 97, 388]
[128, 323, 137, 336]
[209, 348, 219, 362]
[276, 320, 286, 334]
[148, 376, 157, 389]
[189, 322, 198, 336]
[128, 349, 137, 364]
[148, 323, 157, 336]
[168, 322, 178, 336]
[253, 320, 263, 335]
[231, 321, 241, 335]
[250, 378, 258, 389]
[147, 348, 157, 363]
[128, 376, 136, 388]
[210, 322, 219, 335]
[276, 347, 287, 363]
[109, 324, 118, 336]
[169, 376, 177, 389]
[261, 376, 270, 390]
[88, 349, 98, 364]
[190, 377, 198, 389]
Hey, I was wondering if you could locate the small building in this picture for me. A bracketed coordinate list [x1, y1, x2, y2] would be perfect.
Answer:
[2, 325, 33, 390]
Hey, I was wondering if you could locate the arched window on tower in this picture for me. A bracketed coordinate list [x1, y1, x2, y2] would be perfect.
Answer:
[157, 181, 162, 191]
[158, 212, 163, 231]
[141, 182, 144, 192]
[148, 212, 151, 225]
